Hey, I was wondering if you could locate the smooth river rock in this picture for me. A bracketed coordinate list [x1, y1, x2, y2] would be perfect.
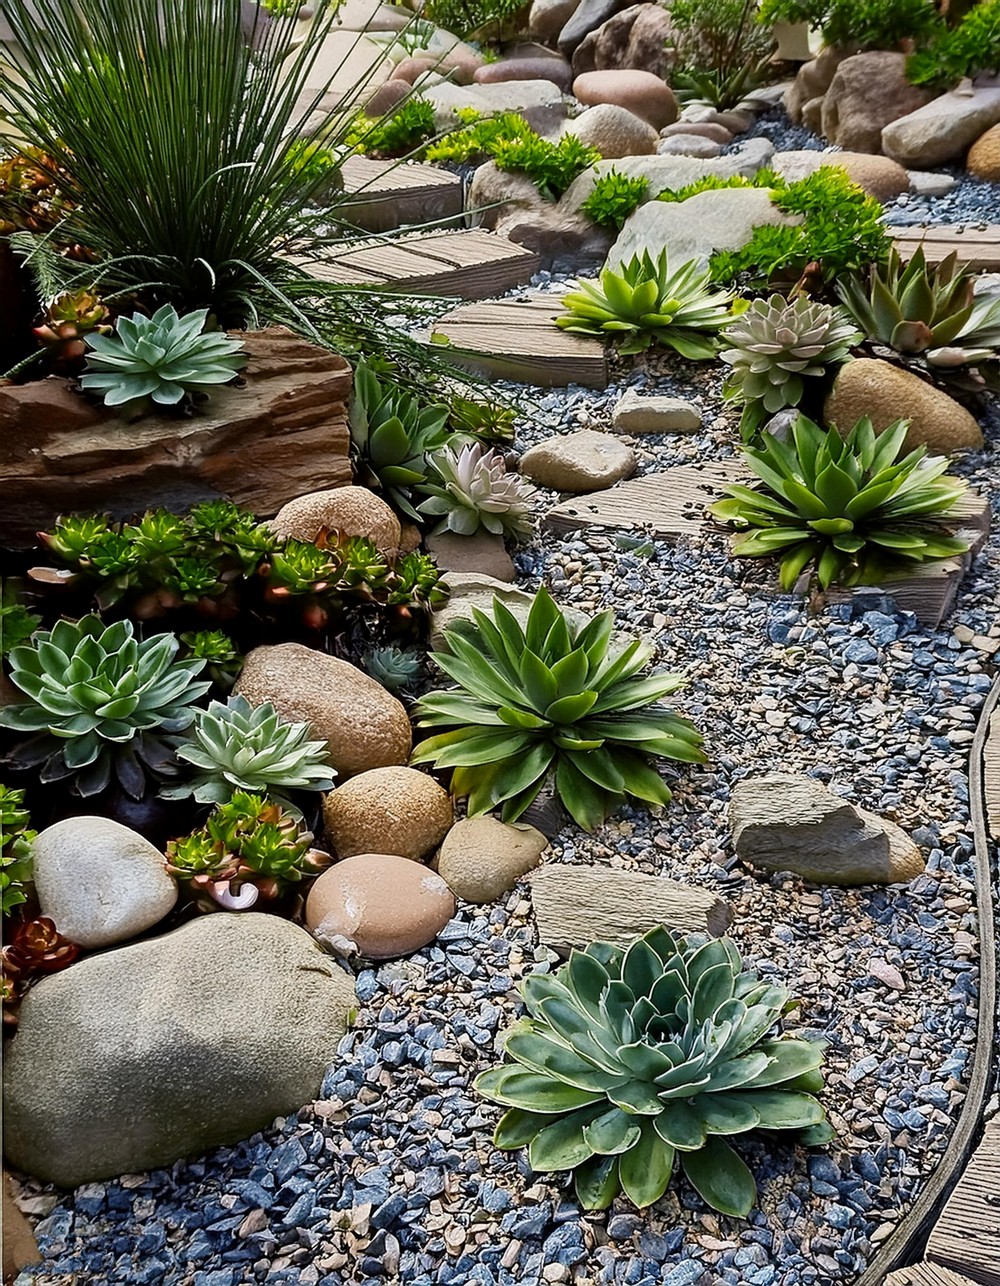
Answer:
[322, 766, 453, 861]
[435, 816, 548, 903]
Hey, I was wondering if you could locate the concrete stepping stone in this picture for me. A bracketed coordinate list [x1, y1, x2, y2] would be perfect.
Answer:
[889, 224, 1000, 271]
[430, 293, 608, 388]
[335, 155, 463, 233]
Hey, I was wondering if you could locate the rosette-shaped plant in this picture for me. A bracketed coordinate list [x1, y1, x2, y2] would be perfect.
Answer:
[0, 616, 211, 798]
[80, 304, 247, 413]
[162, 694, 336, 805]
[411, 588, 704, 830]
[0, 785, 35, 916]
[720, 294, 861, 435]
[710, 414, 969, 591]
[555, 250, 737, 357]
[476, 927, 831, 1214]
[165, 790, 331, 908]
[419, 443, 535, 540]
[361, 645, 423, 693]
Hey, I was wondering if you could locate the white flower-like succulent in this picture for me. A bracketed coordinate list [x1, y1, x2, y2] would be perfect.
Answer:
[419, 442, 535, 541]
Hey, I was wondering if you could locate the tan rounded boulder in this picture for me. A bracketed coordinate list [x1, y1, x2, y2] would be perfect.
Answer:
[323, 767, 453, 861]
[824, 359, 983, 454]
[235, 642, 412, 778]
[268, 486, 401, 555]
[770, 149, 910, 202]
[566, 103, 658, 158]
[572, 69, 678, 131]
[968, 122, 1000, 182]
[306, 854, 455, 958]
[435, 816, 548, 903]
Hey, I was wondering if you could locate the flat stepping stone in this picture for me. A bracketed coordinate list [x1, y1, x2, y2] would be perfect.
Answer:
[430, 294, 608, 388]
[889, 223, 1000, 271]
[925, 1118, 1000, 1283]
[298, 229, 540, 301]
[336, 155, 463, 234]
[885, 1267, 985, 1286]
[544, 461, 744, 539]
[984, 705, 1000, 844]
[529, 864, 732, 954]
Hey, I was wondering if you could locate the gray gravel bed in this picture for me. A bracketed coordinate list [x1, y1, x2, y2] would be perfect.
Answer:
[12, 117, 1000, 1286]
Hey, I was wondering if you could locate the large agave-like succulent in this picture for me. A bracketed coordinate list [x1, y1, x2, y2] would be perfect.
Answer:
[165, 790, 331, 908]
[419, 443, 535, 541]
[710, 414, 969, 591]
[720, 294, 861, 435]
[555, 250, 737, 358]
[349, 360, 456, 521]
[0, 616, 211, 798]
[80, 304, 247, 413]
[476, 927, 831, 1214]
[161, 694, 336, 805]
[837, 246, 1000, 387]
[411, 587, 704, 830]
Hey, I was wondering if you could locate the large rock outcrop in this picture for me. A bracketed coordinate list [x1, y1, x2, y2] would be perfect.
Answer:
[0, 328, 352, 546]
[820, 52, 934, 153]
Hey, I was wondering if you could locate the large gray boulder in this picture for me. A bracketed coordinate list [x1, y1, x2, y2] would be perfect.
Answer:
[882, 84, 1000, 168]
[3, 915, 356, 1186]
[730, 773, 925, 886]
[820, 52, 933, 153]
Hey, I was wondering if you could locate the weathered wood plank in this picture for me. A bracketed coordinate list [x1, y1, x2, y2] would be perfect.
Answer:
[529, 865, 732, 954]
[431, 293, 608, 388]
[297, 229, 540, 301]
[889, 225, 1000, 271]
[336, 155, 463, 234]
[985, 710, 1000, 842]
[926, 1119, 1000, 1285]
[885, 1265, 984, 1286]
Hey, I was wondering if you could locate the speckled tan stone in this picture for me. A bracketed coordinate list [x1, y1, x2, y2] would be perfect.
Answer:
[268, 486, 401, 554]
[322, 767, 453, 861]
[435, 816, 547, 903]
[824, 359, 983, 454]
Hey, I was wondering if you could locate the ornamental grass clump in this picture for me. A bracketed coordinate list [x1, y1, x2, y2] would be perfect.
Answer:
[710, 414, 969, 591]
[411, 588, 704, 831]
[162, 694, 336, 806]
[80, 305, 247, 415]
[720, 294, 861, 437]
[0, 616, 211, 798]
[556, 251, 737, 358]
[476, 927, 831, 1213]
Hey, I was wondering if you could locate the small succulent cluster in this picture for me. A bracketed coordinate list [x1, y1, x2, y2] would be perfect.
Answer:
[0, 579, 40, 656]
[837, 247, 1000, 394]
[413, 587, 704, 830]
[165, 790, 331, 908]
[420, 443, 536, 541]
[0, 785, 36, 917]
[476, 927, 830, 1214]
[80, 304, 247, 416]
[179, 630, 243, 690]
[162, 694, 336, 806]
[710, 414, 969, 591]
[361, 645, 424, 694]
[579, 170, 650, 233]
[33, 288, 112, 372]
[720, 294, 862, 437]
[556, 251, 738, 358]
[2, 916, 79, 1029]
[0, 616, 211, 798]
[34, 501, 448, 624]
[0, 147, 69, 237]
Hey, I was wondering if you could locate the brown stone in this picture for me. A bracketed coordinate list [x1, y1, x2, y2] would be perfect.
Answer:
[494, 206, 613, 274]
[570, 2, 677, 79]
[660, 121, 732, 144]
[363, 78, 413, 116]
[783, 45, 851, 125]
[235, 642, 412, 778]
[322, 766, 453, 861]
[2, 1174, 39, 1279]
[306, 854, 455, 957]
[968, 121, 1000, 181]
[771, 149, 910, 202]
[435, 816, 547, 903]
[566, 103, 659, 158]
[268, 485, 401, 554]
[824, 358, 983, 454]
[572, 69, 678, 130]
[425, 529, 516, 581]
[391, 56, 436, 84]
[821, 52, 935, 153]
[474, 56, 573, 92]
[0, 328, 352, 546]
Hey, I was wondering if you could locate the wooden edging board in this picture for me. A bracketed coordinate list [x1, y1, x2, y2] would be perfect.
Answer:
[853, 675, 999, 1286]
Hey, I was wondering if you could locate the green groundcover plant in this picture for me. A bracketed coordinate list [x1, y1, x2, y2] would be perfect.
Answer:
[476, 927, 831, 1213]
[411, 587, 705, 830]
[907, 0, 1000, 87]
[580, 171, 650, 233]
[757, 0, 945, 53]
[0, 786, 36, 917]
[710, 414, 969, 590]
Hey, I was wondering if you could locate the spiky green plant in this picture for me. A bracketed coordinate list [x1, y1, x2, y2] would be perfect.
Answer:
[179, 630, 243, 690]
[579, 170, 650, 233]
[165, 790, 331, 905]
[0, 786, 36, 917]
[476, 926, 831, 1213]
[362, 645, 424, 693]
[709, 414, 969, 591]
[720, 294, 862, 437]
[837, 247, 1000, 389]
[350, 360, 455, 521]
[1, 580, 40, 656]
[162, 694, 336, 805]
[0, 617, 211, 798]
[556, 251, 737, 358]
[411, 588, 705, 830]
[419, 444, 536, 541]
[80, 305, 246, 414]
